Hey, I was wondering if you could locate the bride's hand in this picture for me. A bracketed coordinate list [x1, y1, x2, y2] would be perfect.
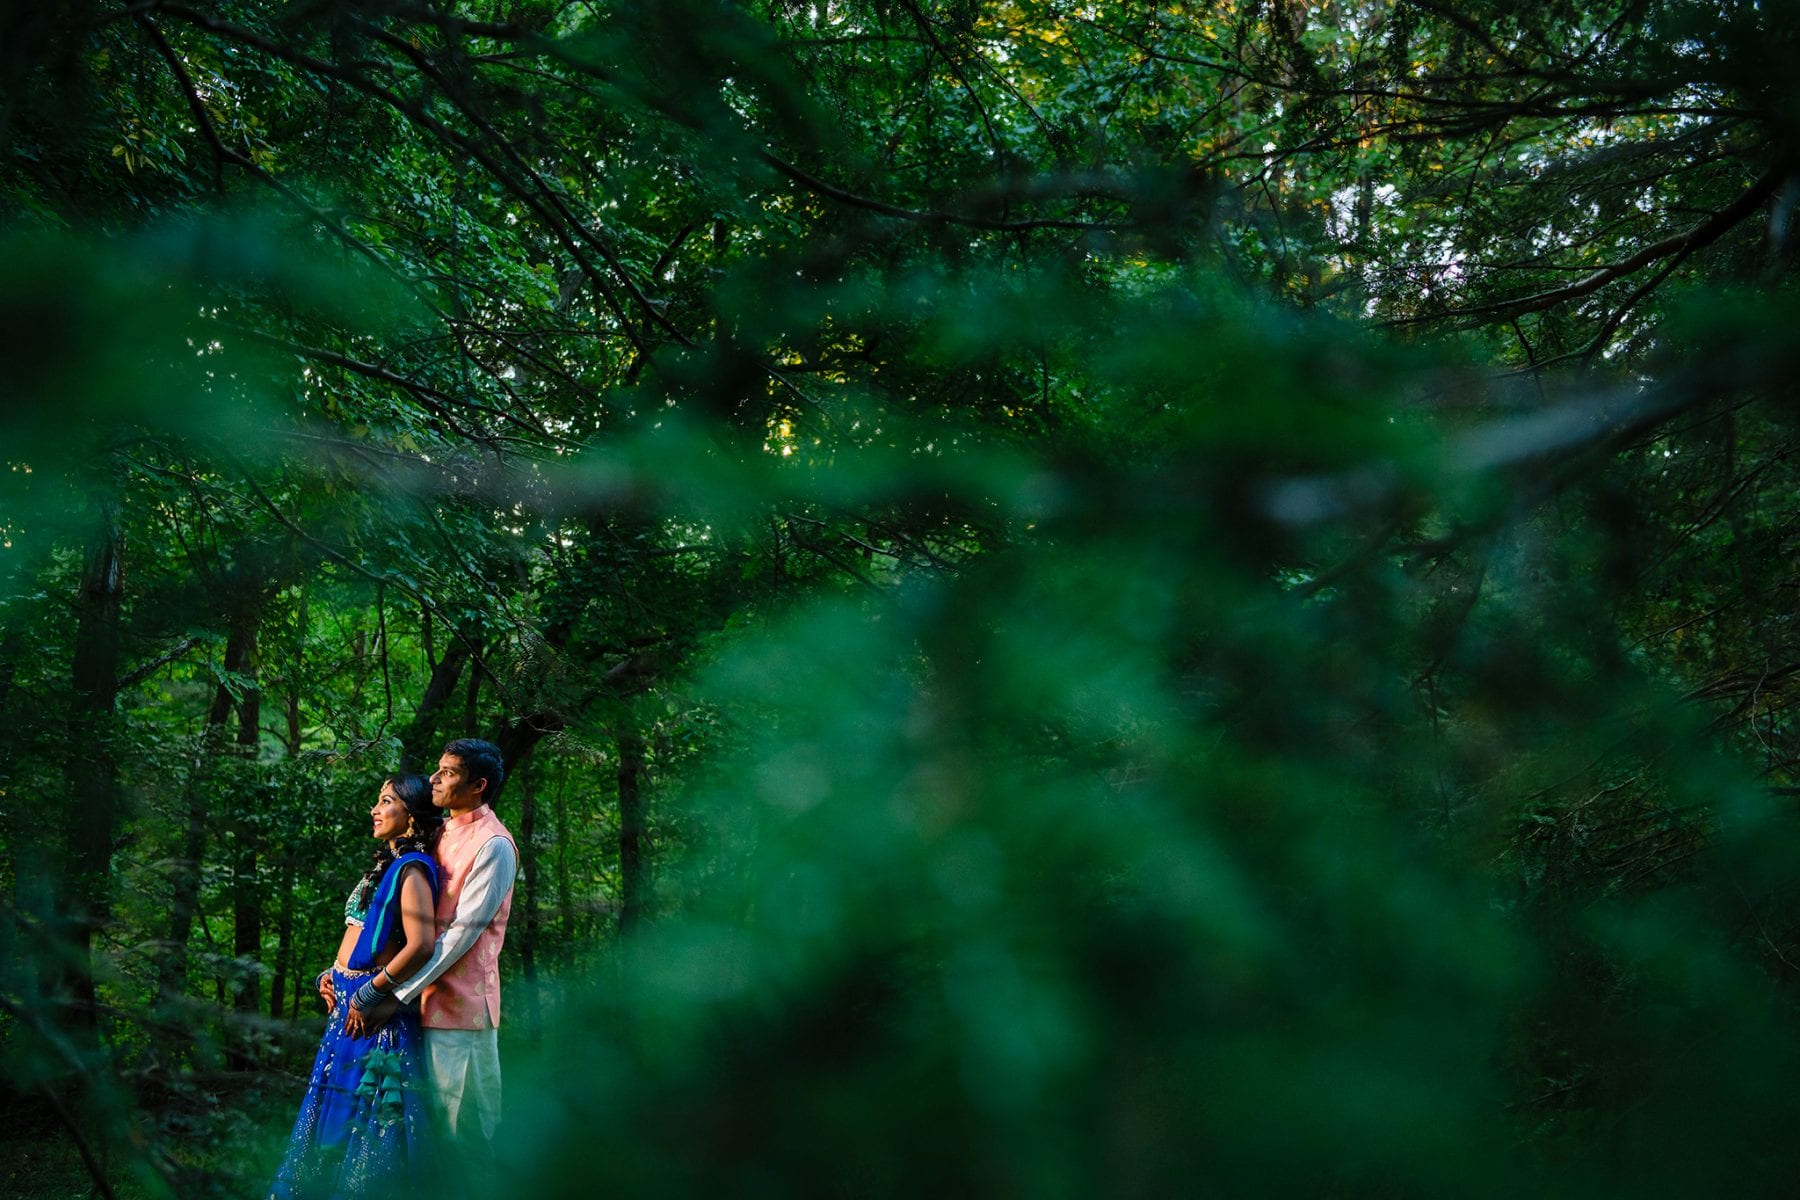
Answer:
[317, 971, 337, 1013]
[347, 995, 399, 1038]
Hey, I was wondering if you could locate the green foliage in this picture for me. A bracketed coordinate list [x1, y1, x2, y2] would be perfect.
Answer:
[4, 0, 1800, 1195]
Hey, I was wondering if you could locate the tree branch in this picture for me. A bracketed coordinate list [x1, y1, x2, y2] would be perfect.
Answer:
[757, 150, 1122, 232]
[116, 637, 199, 691]
[1388, 169, 1782, 327]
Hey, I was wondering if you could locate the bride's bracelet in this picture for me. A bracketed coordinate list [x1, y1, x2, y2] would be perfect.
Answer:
[348, 974, 395, 1012]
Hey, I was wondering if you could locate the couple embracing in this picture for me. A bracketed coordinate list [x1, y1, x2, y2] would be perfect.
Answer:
[268, 738, 518, 1199]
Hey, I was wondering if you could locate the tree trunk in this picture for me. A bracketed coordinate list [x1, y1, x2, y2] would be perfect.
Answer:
[402, 636, 470, 770]
[229, 626, 264, 1056]
[492, 710, 564, 781]
[349, 627, 366, 705]
[554, 765, 574, 948]
[268, 853, 294, 1021]
[55, 490, 125, 1040]
[463, 640, 483, 734]
[291, 905, 321, 1019]
[230, 838, 263, 1013]
[0, 628, 22, 702]
[285, 686, 302, 756]
[618, 731, 648, 936]
[284, 583, 307, 755]
[157, 613, 256, 1009]
[517, 764, 539, 981]
[236, 626, 261, 755]
[516, 765, 542, 1032]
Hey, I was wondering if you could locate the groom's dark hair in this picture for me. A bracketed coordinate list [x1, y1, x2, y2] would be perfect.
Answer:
[443, 738, 506, 805]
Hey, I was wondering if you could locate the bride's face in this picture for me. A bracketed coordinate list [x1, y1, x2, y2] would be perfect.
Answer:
[370, 784, 410, 844]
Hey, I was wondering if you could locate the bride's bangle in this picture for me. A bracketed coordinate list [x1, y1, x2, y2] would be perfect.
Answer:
[349, 974, 396, 1011]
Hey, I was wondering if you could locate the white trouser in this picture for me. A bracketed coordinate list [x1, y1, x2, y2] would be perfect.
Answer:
[424, 1026, 502, 1186]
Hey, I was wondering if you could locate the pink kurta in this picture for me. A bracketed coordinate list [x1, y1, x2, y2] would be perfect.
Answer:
[420, 806, 516, 1030]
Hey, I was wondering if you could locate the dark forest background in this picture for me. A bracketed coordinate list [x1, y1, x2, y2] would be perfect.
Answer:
[5, 0, 1800, 1195]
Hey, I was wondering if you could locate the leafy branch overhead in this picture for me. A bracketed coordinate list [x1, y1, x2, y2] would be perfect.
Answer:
[4, 1, 1800, 1196]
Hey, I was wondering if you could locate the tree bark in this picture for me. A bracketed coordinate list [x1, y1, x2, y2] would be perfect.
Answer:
[229, 626, 264, 1035]
[268, 853, 294, 1021]
[229, 848, 263, 1012]
[554, 765, 574, 947]
[53, 490, 125, 1040]
[515, 765, 542, 1031]
[617, 731, 648, 936]
[492, 710, 565, 781]
[157, 612, 257, 1009]
[402, 636, 470, 770]
[463, 640, 483, 735]
[0, 628, 24, 703]
[284, 583, 308, 755]
[517, 765, 539, 981]
[285, 685, 302, 756]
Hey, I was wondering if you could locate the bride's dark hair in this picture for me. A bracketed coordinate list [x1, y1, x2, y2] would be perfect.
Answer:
[354, 773, 441, 910]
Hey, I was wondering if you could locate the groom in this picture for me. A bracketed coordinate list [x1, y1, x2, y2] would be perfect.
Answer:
[352, 737, 517, 1181]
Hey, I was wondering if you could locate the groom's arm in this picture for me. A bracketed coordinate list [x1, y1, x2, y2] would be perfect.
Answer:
[389, 837, 519, 1007]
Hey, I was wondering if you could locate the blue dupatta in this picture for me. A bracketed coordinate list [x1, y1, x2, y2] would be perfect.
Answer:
[346, 851, 439, 970]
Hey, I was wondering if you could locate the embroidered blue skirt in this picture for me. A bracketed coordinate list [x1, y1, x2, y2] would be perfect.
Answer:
[268, 964, 437, 1199]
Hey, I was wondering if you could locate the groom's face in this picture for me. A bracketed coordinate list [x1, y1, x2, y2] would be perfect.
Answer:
[431, 752, 485, 812]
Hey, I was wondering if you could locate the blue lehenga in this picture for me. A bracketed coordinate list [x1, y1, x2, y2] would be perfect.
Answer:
[269, 852, 440, 1200]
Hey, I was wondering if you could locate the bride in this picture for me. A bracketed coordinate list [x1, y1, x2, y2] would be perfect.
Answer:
[268, 774, 443, 1198]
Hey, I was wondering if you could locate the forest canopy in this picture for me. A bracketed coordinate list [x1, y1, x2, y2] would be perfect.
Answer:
[4, 0, 1800, 1195]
